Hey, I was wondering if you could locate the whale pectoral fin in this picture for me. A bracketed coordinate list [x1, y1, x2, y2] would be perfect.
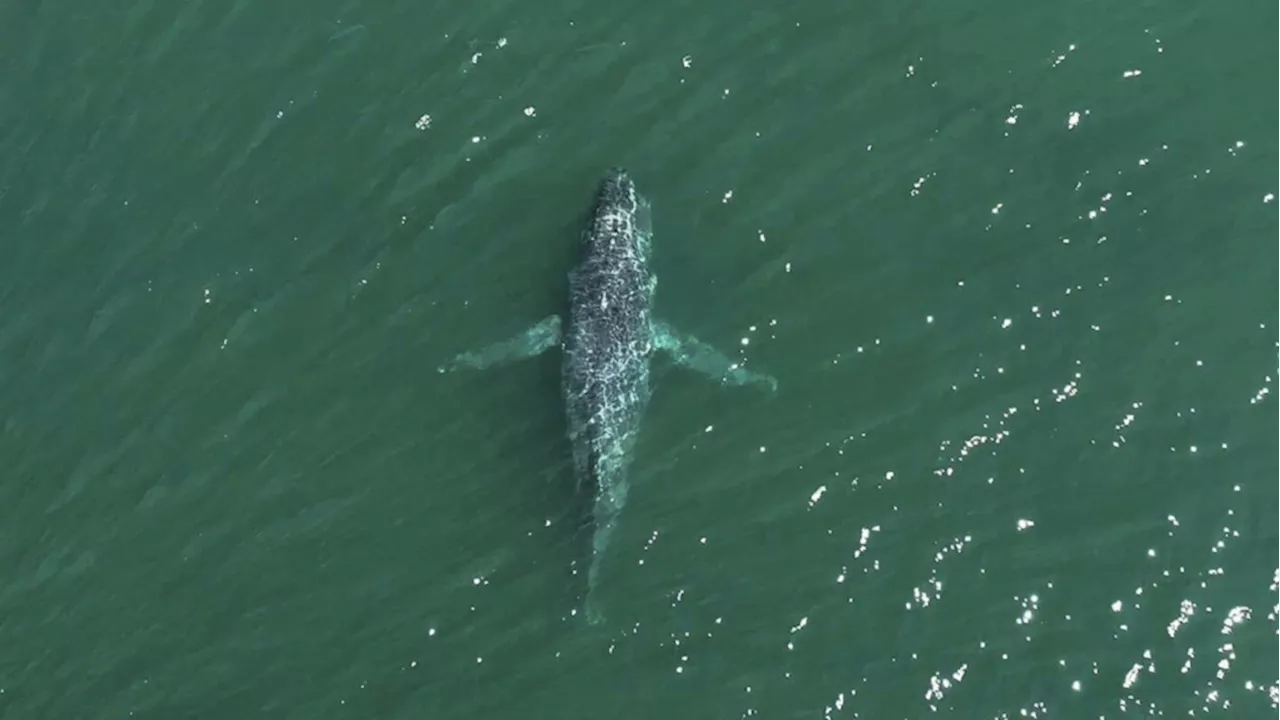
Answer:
[652, 319, 778, 393]
[438, 314, 562, 373]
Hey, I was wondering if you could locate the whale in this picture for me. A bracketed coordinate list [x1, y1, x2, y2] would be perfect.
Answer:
[438, 168, 776, 623]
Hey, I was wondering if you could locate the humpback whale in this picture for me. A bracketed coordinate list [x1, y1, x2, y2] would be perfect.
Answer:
[438, 168, 776, 623]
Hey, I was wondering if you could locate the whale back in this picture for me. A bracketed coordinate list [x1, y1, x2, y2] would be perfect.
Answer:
[562, 168, 656, 527]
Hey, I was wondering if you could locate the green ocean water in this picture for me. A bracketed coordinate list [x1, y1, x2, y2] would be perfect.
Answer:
[0, 1, 1276, 718]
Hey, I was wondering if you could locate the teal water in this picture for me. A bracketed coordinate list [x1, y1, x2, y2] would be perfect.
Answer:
[0, 1, 1276, 718]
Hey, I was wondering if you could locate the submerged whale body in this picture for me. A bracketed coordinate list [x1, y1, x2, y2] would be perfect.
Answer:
[439, 168, 776, 623]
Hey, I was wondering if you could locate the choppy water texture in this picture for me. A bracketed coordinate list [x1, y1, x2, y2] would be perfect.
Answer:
[0, 0, 1276, 717]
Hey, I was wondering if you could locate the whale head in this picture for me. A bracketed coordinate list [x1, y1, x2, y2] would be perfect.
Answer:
[596, 167, 636, 207]
[585, 168, 651, 264]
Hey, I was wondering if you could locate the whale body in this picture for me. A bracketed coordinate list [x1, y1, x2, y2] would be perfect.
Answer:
[439, 168, 775, 623]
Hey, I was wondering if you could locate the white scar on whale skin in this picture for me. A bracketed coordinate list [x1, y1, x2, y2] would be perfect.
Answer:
[438, 168, 776, 624]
